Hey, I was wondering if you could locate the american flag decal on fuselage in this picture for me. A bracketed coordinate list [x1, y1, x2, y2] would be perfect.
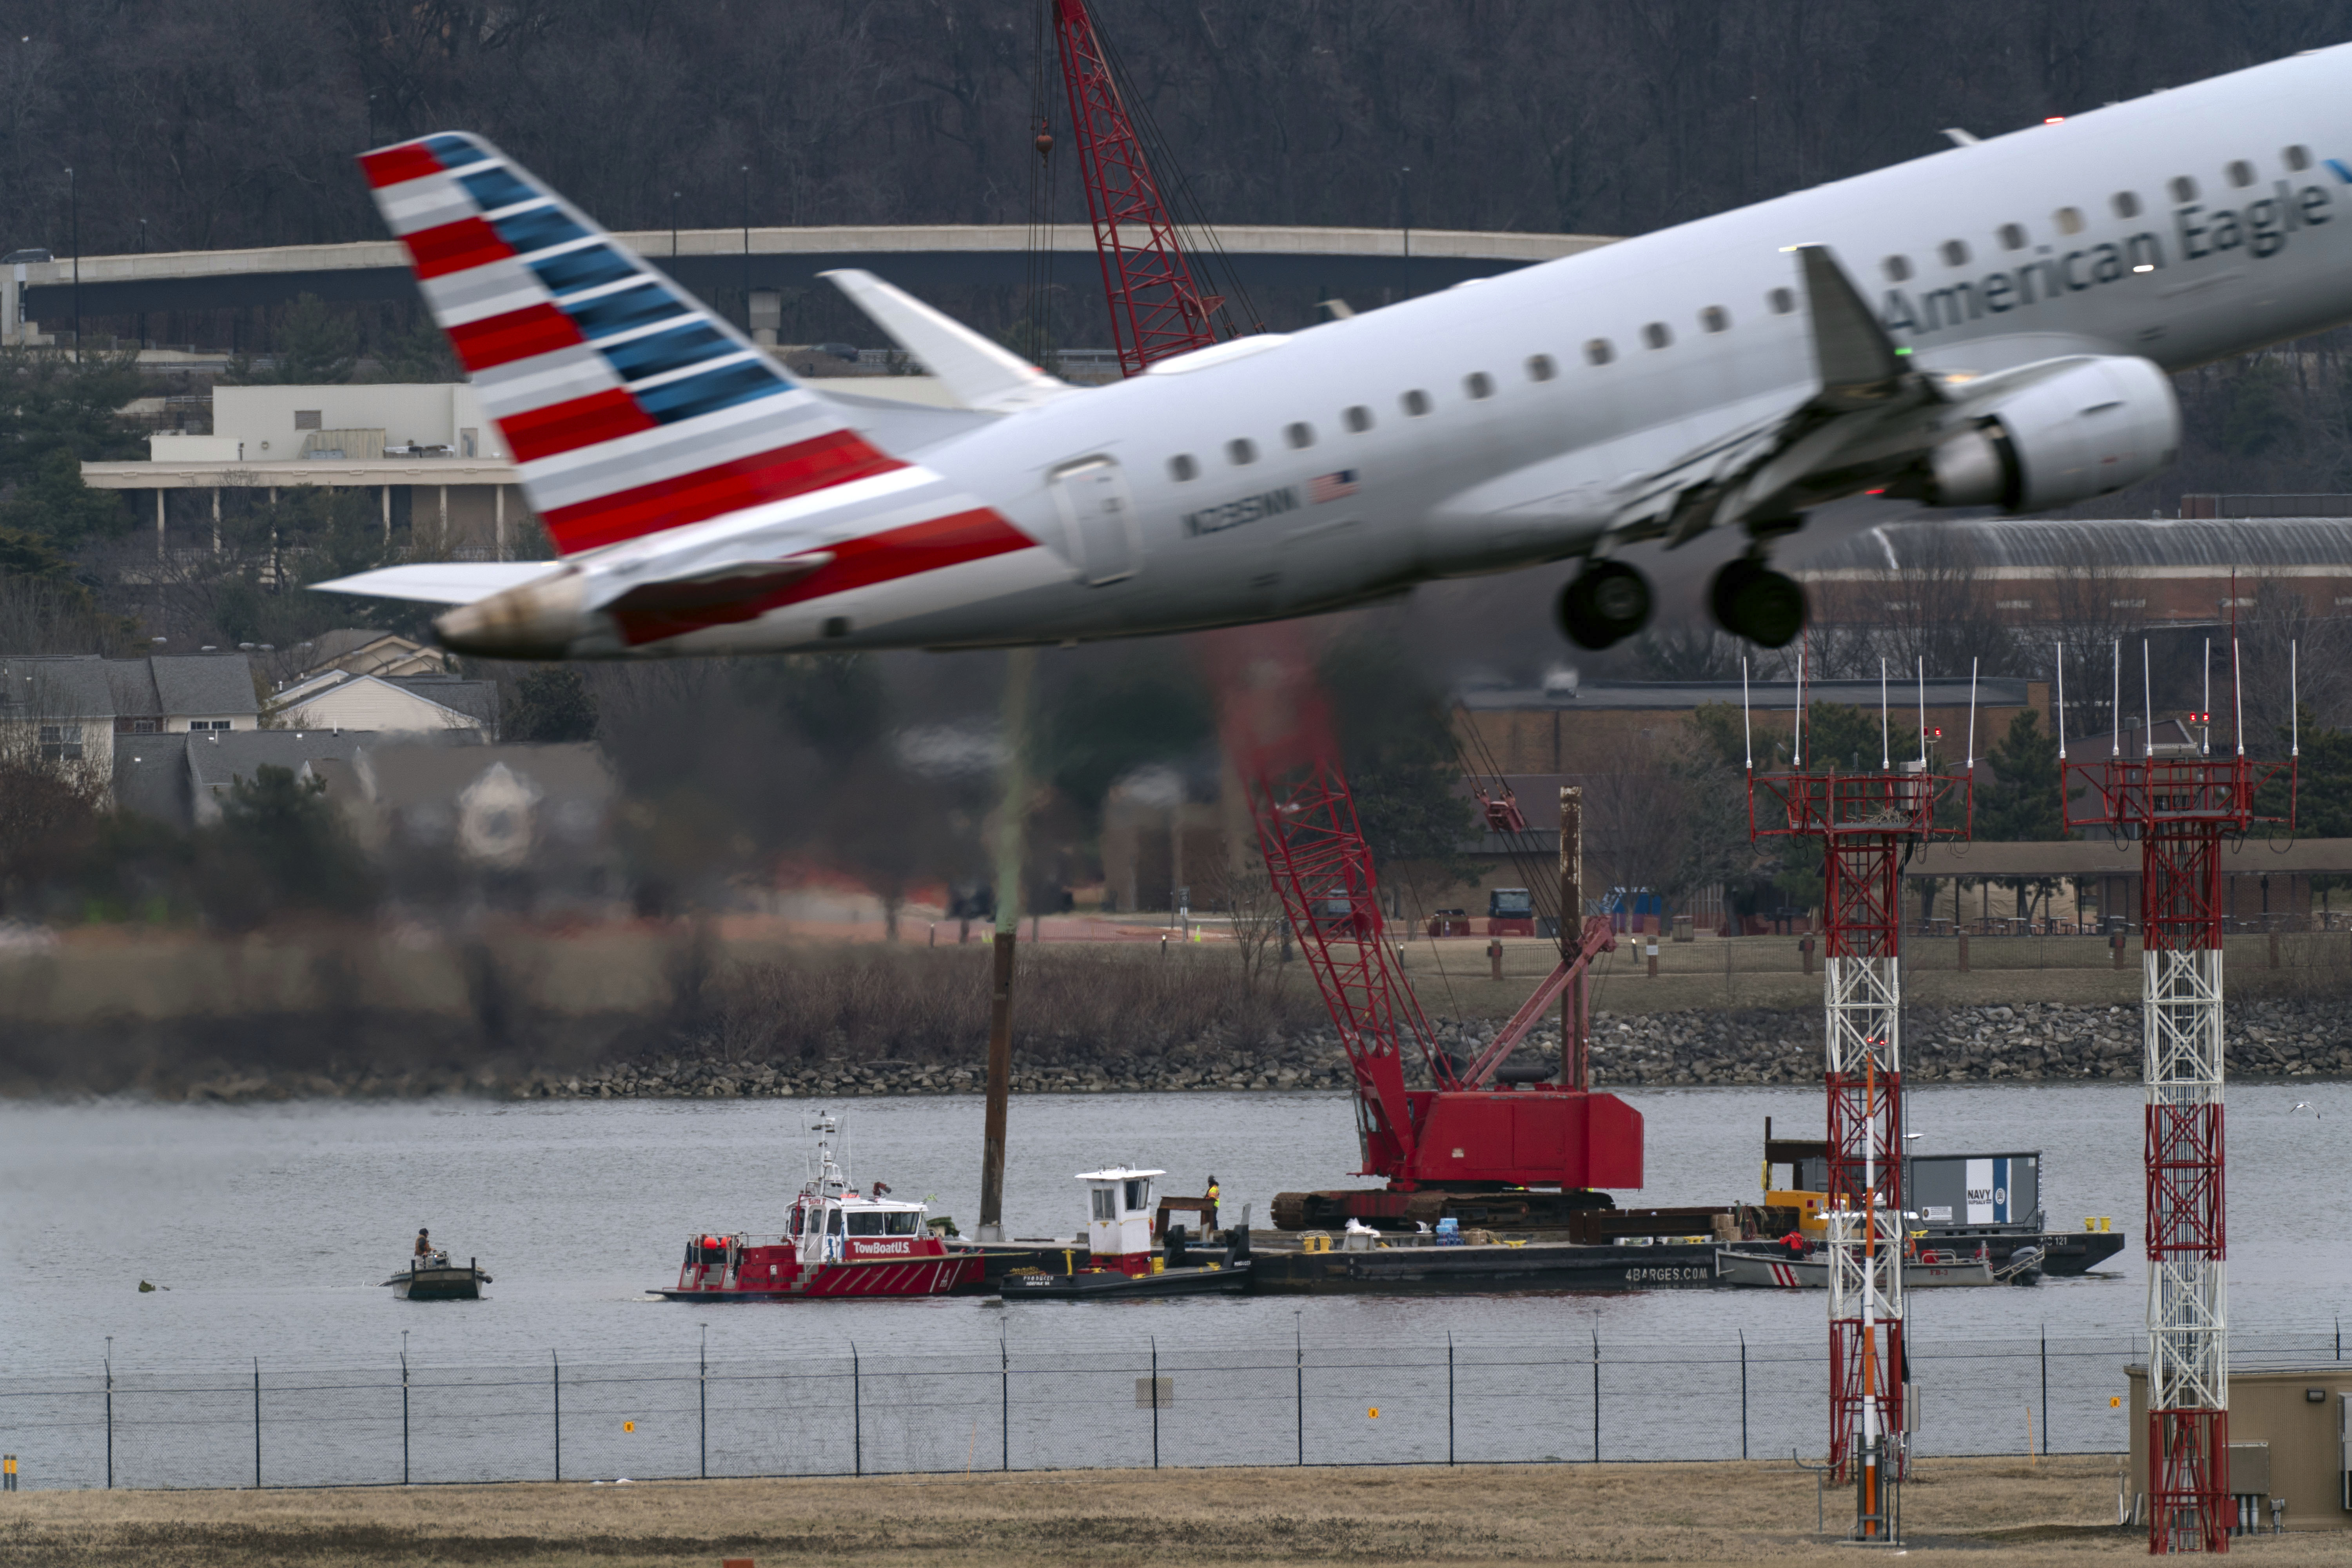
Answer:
[1309, 470, 1359, 504]
[357, 132, 1039, 646]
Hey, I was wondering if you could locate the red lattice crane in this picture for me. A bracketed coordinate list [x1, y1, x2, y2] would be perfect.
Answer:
[1051, 2, 1633, 1227]
[1049, 0, 1224, 374]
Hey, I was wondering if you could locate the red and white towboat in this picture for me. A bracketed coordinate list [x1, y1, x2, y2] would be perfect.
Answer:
[655, 1114, 982, 1300]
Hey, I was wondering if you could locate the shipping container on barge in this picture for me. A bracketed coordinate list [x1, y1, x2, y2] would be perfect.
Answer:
[655, 1114, 983, 1301]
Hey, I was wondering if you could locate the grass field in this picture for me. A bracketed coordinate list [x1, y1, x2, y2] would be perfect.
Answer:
[2, 1455, 2340, 1566]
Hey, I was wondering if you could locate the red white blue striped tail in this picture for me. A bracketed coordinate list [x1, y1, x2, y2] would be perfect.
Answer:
[359, 132, 899, 557]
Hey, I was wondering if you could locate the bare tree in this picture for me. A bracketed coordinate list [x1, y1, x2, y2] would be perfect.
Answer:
[1209, 850, 1289, 996]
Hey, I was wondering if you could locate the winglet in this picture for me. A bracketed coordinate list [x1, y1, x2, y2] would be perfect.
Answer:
[821, 269, 1076, 413]
[1796, 245, 1909, 409]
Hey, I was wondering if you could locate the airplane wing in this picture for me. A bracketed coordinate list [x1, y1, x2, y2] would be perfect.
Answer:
[310, 561, 565, 604]
[822, 268, 1079, 413]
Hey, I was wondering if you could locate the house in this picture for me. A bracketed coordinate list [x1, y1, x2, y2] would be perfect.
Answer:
[1, 652, 258, 785]
[267, 669, 499, 736]
[328, 741, 623, 911]
[287, 629, 450, 682]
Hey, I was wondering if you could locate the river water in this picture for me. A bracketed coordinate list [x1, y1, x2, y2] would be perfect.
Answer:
[3, 1081, 2347, 1486]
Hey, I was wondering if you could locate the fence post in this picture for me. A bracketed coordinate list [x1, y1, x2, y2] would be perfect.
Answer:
[552, 1351, 561, 1482]
[103, 1347, 113, 1491]
[1430, 1335, 1449, 1476]
[1740, 1330, 1749, 1461]
[851, 1342, 862, 1478]
[699, 1327, 708, 1481]
[252, 1359, 261, 1488]
[1150, 1336, 1160, 1470]
[401, 1351, 410, 1486]
[1590, 1327, 1600, 1463]
[2039, 1325, 2049, 1456]
[1000, 1329, 1009, 1472]
[1295, 1317, 1305, 1466]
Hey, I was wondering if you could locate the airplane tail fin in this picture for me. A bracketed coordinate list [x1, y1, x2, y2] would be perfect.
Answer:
[359, 133, 900, 557]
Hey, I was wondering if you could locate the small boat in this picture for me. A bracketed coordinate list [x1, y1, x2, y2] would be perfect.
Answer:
[653, 1114, 982, 1301]
[383, 1253, 490, 1300]
[1000, 1167, 1250, 1300]
[1714, 1242, 2002, 1290]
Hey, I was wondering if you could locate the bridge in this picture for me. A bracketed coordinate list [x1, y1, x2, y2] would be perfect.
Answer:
[7, 224, 1615, 338]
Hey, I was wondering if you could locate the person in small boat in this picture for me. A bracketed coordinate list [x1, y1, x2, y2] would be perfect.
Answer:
[414, 1228, 434, 1258]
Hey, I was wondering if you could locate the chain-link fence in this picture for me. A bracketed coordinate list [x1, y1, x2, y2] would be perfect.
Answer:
[4, 1323, 2345, 1491]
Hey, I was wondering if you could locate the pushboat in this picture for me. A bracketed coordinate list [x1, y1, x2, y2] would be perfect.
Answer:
[653, 1114, 983, 1301]
[999, 1166, 1250, 1300]
[384, 1253, 490, 1300]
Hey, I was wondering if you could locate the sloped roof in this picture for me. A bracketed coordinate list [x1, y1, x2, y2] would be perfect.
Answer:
[383, 675, 499, 729]
[112, 733, 191, 824]
[356, 741, 611, 808]
[184, 729, 380, 794]
[0, 653, 255, 720]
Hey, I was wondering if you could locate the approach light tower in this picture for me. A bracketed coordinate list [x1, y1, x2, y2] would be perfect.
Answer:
[1747, 657, 1974, 1545]
[2060, 640, 2295, 1555]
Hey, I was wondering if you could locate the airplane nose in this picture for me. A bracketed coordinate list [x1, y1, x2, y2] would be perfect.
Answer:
[432, 568, 588, 659]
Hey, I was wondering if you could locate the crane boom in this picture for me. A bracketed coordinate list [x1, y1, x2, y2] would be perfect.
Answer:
[1050, 0, 1223, 374]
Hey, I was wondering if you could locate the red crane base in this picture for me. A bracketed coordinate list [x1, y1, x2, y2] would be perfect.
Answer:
[2149, 1406, 2229, 1553]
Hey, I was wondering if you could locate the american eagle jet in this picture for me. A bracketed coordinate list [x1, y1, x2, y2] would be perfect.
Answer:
[318, 44, 2352, 654]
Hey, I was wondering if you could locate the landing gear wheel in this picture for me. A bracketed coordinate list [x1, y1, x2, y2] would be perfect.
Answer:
[1557, 562, 1653, 650]
[1710, 560, 1807, 648]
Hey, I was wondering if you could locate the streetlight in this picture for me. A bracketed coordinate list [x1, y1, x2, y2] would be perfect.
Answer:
[740, 164, 751, 332]
[65, 165, 76, 359]
[670, 189, 681, 258]
[1397, 166, 1413, 299]
[136, 218, 147, 349]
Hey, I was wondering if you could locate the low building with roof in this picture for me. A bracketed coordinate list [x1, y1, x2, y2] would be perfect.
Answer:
[287, 629, 450, 682]
[265, 669, 499, 737]
[1, 652, 258, 786]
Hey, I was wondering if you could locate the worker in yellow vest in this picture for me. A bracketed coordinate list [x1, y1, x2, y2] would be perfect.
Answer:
[1205, 1174, 1221, 1232]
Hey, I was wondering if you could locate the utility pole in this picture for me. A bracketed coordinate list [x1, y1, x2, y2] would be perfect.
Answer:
[978, 647, 1036, 1241]
[1557, 785, 1586, 1089]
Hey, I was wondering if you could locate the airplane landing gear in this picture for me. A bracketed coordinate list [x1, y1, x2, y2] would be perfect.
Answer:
[1710, 558, 1806, 648]
[1557, 561, 1652, 650]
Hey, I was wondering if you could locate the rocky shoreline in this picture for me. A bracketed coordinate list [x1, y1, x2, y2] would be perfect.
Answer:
[119, 997, 2352, 1103]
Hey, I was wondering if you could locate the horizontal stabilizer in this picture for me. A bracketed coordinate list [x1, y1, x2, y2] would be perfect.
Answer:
[822, 268, 1075, 413]
[310, 561, 563, 605]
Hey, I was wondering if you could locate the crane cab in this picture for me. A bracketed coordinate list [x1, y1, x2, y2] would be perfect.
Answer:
[1078, 1166, 1163, 1275]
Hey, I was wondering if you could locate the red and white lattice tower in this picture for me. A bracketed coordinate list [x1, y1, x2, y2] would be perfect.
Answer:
[2060, 642, 2294, 1555]
[1748, 660, 1973, 1544]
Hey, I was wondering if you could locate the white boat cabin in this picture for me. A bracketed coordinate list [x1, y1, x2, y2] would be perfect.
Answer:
[782, 1113, 932, 1264]
[1079, 1166, 1161, 1261]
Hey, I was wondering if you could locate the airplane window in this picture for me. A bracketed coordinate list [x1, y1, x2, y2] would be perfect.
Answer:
[1699, 306, 1729, 333]
[1997, 223, 2027, 250]
[1464, 372, 1494, 400]
[2053, 207, 2084, 236]
[2285, 144, 2313, 172]
[1525, 354, 1557, 382]
[1168, 455, 1198, 482]
[1767, 289, 1795, 315]
[2112, 191, 2142, 219]
[1939, 240, 1970, 267]
[1584, 338, 1615, 365]
[1401, 389, 1432, 416]
[1343, 405, 1374, 432]
[1285, 421, 1316, 448]
[2169, 175, 2198, 203]
[1641, 322, 1671, 350]
[2227, 160, 2256, 188]
[1881, 255, 1912, 283]
[1226, 438, 1258, 465]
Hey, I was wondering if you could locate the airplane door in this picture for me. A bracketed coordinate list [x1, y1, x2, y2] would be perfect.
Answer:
[1050, 459, 1139, 585]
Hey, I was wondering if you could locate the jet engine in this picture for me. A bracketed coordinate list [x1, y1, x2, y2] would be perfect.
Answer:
[1916, 355, 2180, 514]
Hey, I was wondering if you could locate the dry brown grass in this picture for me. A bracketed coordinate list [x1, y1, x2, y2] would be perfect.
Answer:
[2, 1455, 2341, 1566]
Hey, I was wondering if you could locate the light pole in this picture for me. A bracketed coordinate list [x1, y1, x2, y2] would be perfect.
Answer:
[135, 218, 147, 349]
[65, 165, 77, 359]
[739, 164, 751, 331]
[1397, 166, 1413, 300]
[670, 189, 681, 258]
